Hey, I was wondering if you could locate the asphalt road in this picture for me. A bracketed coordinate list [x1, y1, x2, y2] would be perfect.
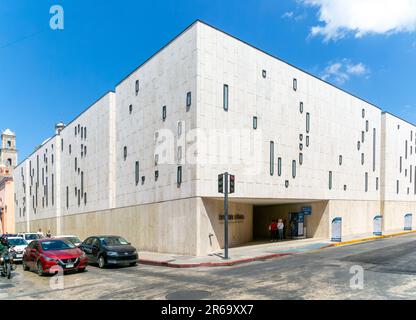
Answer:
[2, 233, 416, 300]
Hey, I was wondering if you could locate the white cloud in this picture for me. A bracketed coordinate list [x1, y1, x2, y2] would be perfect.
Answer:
[282, 11, 294, 18]
[301, 0, 416, 41]
[321, 59, 370, 84]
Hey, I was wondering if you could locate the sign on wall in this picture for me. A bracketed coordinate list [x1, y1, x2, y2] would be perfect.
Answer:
[301, 206, 312, 216]
[373, 215, 382, 236]
[331, 217, 342, 242]
[405, 213, 413, 231]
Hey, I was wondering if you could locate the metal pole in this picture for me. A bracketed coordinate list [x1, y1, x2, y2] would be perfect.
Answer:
[224, 172, 229, 259]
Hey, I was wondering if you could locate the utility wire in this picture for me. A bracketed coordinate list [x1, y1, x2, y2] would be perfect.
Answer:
[0, 28, 47, 50]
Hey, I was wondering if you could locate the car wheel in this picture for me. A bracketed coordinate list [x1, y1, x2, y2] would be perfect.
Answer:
[129, 262, 137, 267]
[22, 261, 30, 271]
[37, 261, 44, 276]
[98, 256, 106, 269]
[78, 268, 86, 273]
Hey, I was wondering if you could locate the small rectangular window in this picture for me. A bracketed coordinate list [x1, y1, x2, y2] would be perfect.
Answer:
[270, 141, 274, 176]
[299, 102, 304, 114]
[262, 70, 267, 78]
[365, 172, 368, 192]
[155, 171, 159, 181]
[306, 113, 310, 133]
[129, 104, 133, 114]
[329, 171, 333, 190]
[84, 127, 87, 139]
[223, 84, 229, 111]
[162, 106, 167, 121]
[186, 92, 192, 110]
[339, 155, 343, 165]
[293, 78, 297, 91]
[178, 121, 183, 137]
[278, 158, 282, 176]
[306, 136, 310, 147]
[253, 117, 258, 130]
[61, 139, 64, 152]
[75, 157, 77, 171]
[155, 154, 159, 166]
[366, 121, 369, 132]
[292, 160, 296, 178]
[362, 109, 365, 118]
[177, 166, 182, 187]
[135, 80, 140, 95]
[397, 180, 400, 194]
[135, 161, 140, 185]
[124, 147, 127, 161]
[66, 187, 69, 209]
[299, 153, 303, 166]
[376, 177, 379, 191]
[362, 131, 365, 143]
[177, 146, 182, 161]
[84, 193, 87, 205]
[361, 153, 365, 165]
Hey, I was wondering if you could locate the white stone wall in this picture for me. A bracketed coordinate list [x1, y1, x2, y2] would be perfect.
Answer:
[114, 23, 198, 208]
[195, 22, 382, 202]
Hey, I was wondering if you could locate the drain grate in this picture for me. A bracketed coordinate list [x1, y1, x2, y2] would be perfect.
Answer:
[166, 290, 210, 300]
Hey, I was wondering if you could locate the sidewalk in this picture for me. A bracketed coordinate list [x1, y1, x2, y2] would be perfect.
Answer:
[138, 229, 416, 268]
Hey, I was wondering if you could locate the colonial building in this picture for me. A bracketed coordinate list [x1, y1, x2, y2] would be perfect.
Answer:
[0, 129, 17, 234]
[13, 21, 416, 255]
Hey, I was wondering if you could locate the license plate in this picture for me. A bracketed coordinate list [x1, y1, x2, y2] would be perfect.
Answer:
[66, 263, 74, 268]
[16, 254, 23, 258]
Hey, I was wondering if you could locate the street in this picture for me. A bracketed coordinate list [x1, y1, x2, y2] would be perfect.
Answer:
[2, 234, 416, 300]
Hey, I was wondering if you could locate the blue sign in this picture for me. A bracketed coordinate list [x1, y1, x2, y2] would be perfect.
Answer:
[373, 215, 382, 236]
[405, 213, 413, 231]
[301, 206, 312, 216]
[331, 217, 342, 242]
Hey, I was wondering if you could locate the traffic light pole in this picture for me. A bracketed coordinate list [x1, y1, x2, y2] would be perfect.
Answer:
[224, 172, 229, 260]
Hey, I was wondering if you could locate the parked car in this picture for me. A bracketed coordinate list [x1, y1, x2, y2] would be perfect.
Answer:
[22, 239, 88, 276]
[17, 233, 44, 244]
[80, 236, 138, 268]
[7, 237, 28, 262]
[54, 235, 82, 247]
[1, 234, 18, 238]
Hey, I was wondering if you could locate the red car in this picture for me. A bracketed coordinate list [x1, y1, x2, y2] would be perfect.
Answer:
[22, 238, 88, 276]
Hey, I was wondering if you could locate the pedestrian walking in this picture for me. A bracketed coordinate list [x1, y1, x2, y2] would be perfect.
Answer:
[278, 219, 284, 241]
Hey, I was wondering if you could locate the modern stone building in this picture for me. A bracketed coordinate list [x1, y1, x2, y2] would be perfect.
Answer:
[0, 129, 17, 234]
[14, 21, 416, 255]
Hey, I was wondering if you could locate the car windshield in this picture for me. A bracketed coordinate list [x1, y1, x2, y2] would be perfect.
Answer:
[8, 238, 28, 246]
[41, 240, 76, 251]
[99, 237, 129, 246]
[25, 234, 40, 240]
[65, 237, 81, 244]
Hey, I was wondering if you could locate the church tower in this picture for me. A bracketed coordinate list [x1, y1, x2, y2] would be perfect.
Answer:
[0, 129, 17, 177]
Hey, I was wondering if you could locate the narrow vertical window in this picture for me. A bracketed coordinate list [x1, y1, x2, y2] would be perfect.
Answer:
[253, 116, 258, 130]
[366, 121, 369, 132]
[124, 146, 128, 161]
[362, 109, 365, 118]
[129, 104, 133, 114]
[84, 127, 87, 139]
[135, 161, 140, 185]
[361, 153, 365, 165]
[66, 187, 69, 209]
[361, 131, 365, 143]
[162, 106, 167, 121]
[177, 166, 182, 187]
[365, 172, 368, 192]
[376, 177, 379, 191]
[299, 102, 304, 114]
[223, 84, 229, 111]
[306, 136, 310, 147]
[329, 171, 333, 190]
[69, 144, 71, 154]
[186, 92, 192, 110]
[75, 157, 77, 172]
[405, 140, 408, 159]
[400, 156, 403, 173]
[61, 139, 64, 152]
[270, 141, 274, 176]
[397, 180, 400, 194]
[278, 158, 282, 176]
[339, 155, 343, 166]
[81, 171, 84, 195]
[373, 128, 376, 172]
[293, 78, 297, 91]
[177, 146, 182, 161]
[78, 190, 81, 207]
[299, 153, 303, 166]
[306, 113, 310, 133]
[135, 80, 139, 95]
[84, 193, 87, 205]
[262, 70, 267, 78]
[292, 160, 296, 178]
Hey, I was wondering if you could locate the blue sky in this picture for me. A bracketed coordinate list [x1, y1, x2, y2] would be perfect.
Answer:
[1, 0, 415, 161]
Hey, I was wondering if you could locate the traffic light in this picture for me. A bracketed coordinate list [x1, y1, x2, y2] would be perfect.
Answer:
[229, 175, 235, 194]
[218, 174, 224, 194]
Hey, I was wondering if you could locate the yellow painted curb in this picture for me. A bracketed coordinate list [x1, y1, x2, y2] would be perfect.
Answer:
[332, 230, 416, 247]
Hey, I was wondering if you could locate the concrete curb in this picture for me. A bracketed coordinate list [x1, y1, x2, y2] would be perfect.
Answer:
[330, 230, 416, 247]
[139, 253, 293, 268]
[138, 231, 416, 268]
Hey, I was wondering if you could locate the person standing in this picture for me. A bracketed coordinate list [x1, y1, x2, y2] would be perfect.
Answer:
[269, 220, 275, 242]
[278, 219, 285, 241]
[46, 230, 52, 238]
